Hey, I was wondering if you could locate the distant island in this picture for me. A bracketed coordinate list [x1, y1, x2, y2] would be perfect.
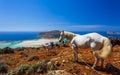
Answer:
[107, 30, 120, 35]
[39, 30, 60, 39]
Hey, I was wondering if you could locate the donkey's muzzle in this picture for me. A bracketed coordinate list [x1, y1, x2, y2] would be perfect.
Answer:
[59, 40, 62, 42]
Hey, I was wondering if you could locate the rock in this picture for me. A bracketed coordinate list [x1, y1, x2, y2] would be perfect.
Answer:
[85, 66, 90, 70]
[47, 70, 72, 75]
[105, 63, 120, 74]
[39, 30, 60, 39]
[55, 61, 60, 66]
[0, 47, 14, 54]
[113, 58, 118, 61]
[0, 56, 3, 60]
[15, 48, 24, 51]
[83, 72, 88, 75]
[107, 30, 120, 35]
[0, 62, 8, 73]
[28, 56, 39, 61]
[19, 52, 28, 57]
[62, 60, 66, 63]
[47, 61, 52, 66]
[55, 61, 59, 65]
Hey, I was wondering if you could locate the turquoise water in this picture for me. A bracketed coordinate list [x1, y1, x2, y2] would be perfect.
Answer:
[0, 41, 22, 49]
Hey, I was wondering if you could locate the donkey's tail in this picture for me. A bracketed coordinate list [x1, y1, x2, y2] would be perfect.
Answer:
[100, 38, 112, 58]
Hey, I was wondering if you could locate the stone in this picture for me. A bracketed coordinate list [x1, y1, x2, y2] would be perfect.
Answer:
[28, 56, 39, 61]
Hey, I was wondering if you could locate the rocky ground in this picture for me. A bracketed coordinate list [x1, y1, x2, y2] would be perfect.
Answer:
[0, 44, 120, 75]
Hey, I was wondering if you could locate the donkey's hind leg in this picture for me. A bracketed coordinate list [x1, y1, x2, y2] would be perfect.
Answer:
[92, 52, 99, 69]
[92, 56, 99, 69]
[100, 58, 104, 69]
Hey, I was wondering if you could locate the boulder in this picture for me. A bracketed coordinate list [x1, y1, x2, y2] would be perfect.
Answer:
[19, 52, 28, 57]
[28, 56, 39, 61]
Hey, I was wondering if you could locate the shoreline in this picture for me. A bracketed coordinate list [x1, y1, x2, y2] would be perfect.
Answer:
[0, 38, 59, 49]
[15, 38, 59, 47]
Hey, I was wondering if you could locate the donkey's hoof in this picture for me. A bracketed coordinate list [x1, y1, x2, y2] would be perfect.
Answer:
[74, 59, 78, 62]
[70, 59, 78, 62]
[100, 67, 104, 70]
[91, 66, 95, 69]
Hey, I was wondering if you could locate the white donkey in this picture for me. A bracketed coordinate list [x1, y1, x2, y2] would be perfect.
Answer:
[59, 31, 112, 69]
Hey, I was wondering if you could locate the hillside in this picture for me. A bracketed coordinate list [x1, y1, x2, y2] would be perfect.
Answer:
[39, 30, 60, 39]
[0, 44, 120, 75]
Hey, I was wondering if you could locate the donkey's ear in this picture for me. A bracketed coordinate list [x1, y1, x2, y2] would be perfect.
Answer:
[62, 30, 64, 33]
[61, 30, 64, 34]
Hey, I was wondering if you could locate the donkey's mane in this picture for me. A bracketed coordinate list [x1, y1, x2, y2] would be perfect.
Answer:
[64, 31, 77, 40]
[64, 31, 76, 35]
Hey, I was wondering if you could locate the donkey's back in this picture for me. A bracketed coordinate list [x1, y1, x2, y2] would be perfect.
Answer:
[71, 33, 107, 50]
[84, 32, 105, 42]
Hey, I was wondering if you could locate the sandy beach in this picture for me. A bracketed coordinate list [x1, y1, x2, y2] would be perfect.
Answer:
[15, 39, 59, 47]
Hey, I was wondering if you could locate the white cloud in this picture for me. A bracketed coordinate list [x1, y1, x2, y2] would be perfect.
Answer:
[70, 25, 105, 29]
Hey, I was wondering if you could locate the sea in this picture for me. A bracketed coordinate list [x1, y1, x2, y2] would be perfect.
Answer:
[0, 31, 119, 49]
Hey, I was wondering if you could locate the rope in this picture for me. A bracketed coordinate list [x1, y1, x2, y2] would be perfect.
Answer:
[79, 56, 103, 75]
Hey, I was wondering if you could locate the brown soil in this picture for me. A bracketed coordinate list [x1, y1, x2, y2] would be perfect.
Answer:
[0, 45, 120, 75]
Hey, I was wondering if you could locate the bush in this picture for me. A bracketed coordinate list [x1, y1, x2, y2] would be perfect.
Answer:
[16, 64, 34, 75]
[6, 70, 17, 75]
[0, 47, 14, 54]
[32, 60, 50, 74]
[7, 60, 58, 75]
[47, 61, 58, 70]
[0, 62, 8, 73]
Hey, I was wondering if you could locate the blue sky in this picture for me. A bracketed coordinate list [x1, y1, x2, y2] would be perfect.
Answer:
[0, 0, 120, 31]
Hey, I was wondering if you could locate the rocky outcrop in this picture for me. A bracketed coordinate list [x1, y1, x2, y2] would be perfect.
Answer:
[39, 30, 60, 39]
[107, 30, 120, 35]
[0, 47, 14, 54]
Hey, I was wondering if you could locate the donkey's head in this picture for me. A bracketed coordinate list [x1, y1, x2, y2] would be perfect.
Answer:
[59, 30, 76, 42]
[59, 30, 65, 42]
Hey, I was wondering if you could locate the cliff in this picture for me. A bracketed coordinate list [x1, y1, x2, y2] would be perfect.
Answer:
[39, 30, 60, 39]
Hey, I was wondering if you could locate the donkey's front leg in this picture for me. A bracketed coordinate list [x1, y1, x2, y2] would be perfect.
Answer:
[73, 46, 78, 62]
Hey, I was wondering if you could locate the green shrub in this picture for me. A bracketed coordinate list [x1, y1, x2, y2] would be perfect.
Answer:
[32, 60, 50, 73]
[16, 64, 34, 75]
[0, 62, 8, 73]
[6, 70, 16, 75]
[47, 62, 58, 70]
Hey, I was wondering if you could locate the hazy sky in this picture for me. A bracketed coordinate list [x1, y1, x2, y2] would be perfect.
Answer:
[0, 0, 120, 31]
